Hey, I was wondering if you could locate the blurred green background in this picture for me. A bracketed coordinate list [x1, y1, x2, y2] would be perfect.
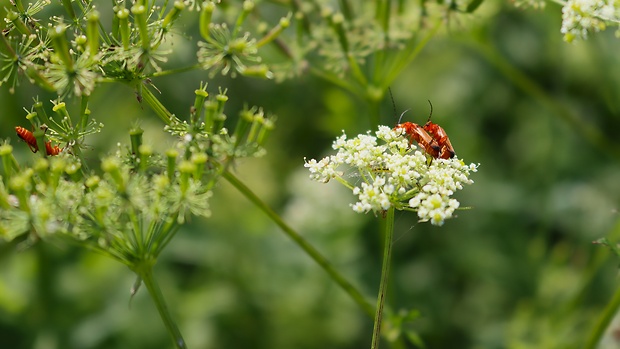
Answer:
[2, 1, 620, 348]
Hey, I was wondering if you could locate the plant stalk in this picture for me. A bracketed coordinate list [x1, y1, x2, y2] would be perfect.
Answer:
[370, 207, 395, 349]
[222, 170, 375, 318]
[469, 38, 620, 161]
[137, 265, 187, 349]
[584, 284, 620, 349]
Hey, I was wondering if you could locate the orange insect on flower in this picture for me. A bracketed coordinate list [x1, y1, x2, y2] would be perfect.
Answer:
[423, 119, 455, 159]
[392, 99, 457, 159]
[420, 101, 456, 159]
[15, 126, 62, 156]
[393, 121, 440, 158]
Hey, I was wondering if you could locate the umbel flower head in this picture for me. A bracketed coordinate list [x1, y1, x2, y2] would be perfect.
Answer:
[304, 126, 478, 226]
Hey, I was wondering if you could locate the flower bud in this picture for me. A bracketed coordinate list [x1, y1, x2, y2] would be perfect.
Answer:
[211, 93, 228, 133]
[33, 101, 51, 126]
[163, 1, 185, 29]
[65, 161, 82, 182]
[9, 172, 32, 212]
[234, 108, 255, 147]
[203, 100, 217, 133]
[153, 174, 170, 195]
[166, 149, 179, 181]
[190, 153, 208, 180]
[0, 144, 17, 182]
[102, 157, 126, 193]
[138, 144, 153, 172]
[33, 158, 49, 183]
[192, 84, 209, 125]
[87, 10, 100, 57]
[49, 156, 67, 191]
[52, 102, 69, 119]
[247, 109, 265, 143]
[241, 65, 273, 79]
[50, 25, 74, 72]
[199, 2, 216, 40]
[256, 116, 275, 145]
[117, 8, 131, 50]
[129, 127, 144, 155]
[75, 35, 87, 47]
[231, 1, 254, 37]
[256, 13, 291, 48]
[85, 175, 100, 190]
[178, 160, 196, 194]
[131, 5, 149, 49]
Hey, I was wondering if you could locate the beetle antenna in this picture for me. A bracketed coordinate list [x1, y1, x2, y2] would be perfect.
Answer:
[397, 109, 410, 124]
[426, 100, 434, 122]
[389, 87, 397, 120]
[427, 100, 433, 122]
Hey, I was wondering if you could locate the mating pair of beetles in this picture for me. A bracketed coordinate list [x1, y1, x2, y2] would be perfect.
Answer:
[14, 126, 62, 156]
[394, 109, 456, 160]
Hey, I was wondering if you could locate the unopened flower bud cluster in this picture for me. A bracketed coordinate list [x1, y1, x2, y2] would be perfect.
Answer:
[305, 126, 478, 226]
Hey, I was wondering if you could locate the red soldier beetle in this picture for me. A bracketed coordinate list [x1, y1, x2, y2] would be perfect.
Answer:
[15, 126, 62, 156]
[422, 101, 456, 159]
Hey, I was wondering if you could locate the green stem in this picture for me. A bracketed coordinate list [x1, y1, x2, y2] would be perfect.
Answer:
[141, 86, 173, 125]
[137, 264, 187, 349]
[564, 218, 620, 314]
[584, 285, 620, 349]
[222, 170, 375, 318]
[468, 38, 620, 161]
[370, 207, 395, 349]
[383, 20, 440, 88]
[151, 64, 202, 77]
[338, 0, 353, 20]
[310, 67, 366, 98]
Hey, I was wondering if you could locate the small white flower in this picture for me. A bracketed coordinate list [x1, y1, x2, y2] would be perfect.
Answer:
[560, 0, 620, 42]
[305, 126, 478, 226]
[8, 195, 19, 207]
[304, 157, 342, 183]
[409, 196, 421, 208]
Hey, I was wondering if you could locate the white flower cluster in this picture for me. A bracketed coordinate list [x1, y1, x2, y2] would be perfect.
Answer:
[304, 126, 478, 226]
[560, 0, 620, 42]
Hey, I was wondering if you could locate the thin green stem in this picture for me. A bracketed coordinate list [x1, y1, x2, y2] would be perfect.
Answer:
[141, 86, 173, 125]
[383, 20, 440, 88]
[348, 53, 369, 87]
[338, 0, 353, 20]
[151, 64, 202, 77]
[222, 170, 375, 318]
[370, 207, 395, 349]
[136, 264, 187, 349]
[468, 38, 620, 161]
[565, 218, 620, 314]
[310, 67, 366, 98]
[584, 285, 620, 349]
